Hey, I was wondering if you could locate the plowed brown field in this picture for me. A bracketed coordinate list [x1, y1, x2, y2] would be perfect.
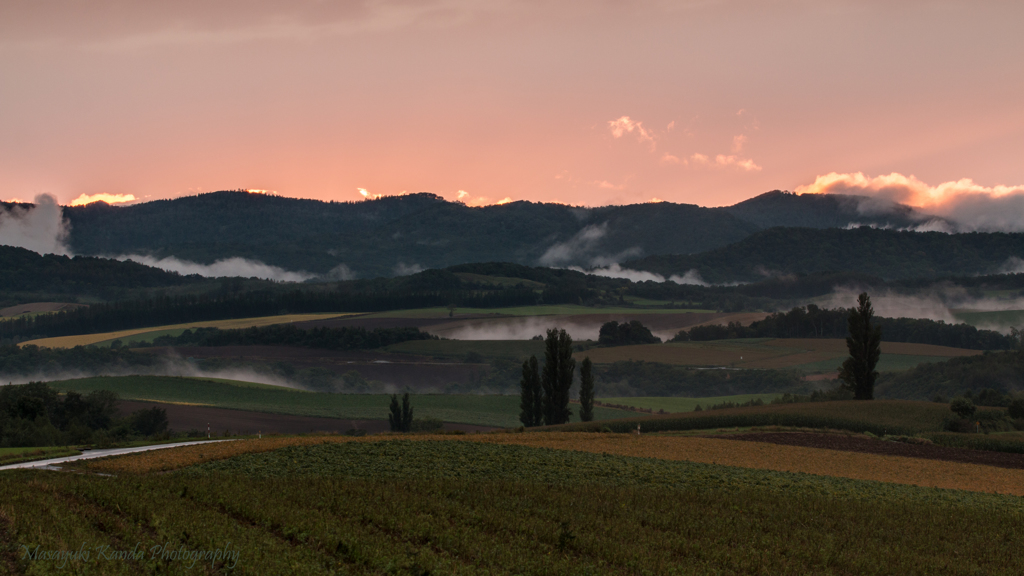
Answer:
[83, 432, 1024, 496]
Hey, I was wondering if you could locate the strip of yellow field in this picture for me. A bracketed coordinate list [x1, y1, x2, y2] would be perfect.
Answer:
[84, 431, 1024, 496]
[19, 313, 353, 349]
[466, 433, 1024, 496]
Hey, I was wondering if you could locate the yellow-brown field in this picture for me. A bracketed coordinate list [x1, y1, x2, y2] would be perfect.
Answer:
[83, 431, 1024, 496]
[19, 312, 352, 348]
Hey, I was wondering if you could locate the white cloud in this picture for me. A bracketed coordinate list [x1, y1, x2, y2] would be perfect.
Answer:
[668, 269, 708, 286]
[538, 223, 608, 266]
[393, 262, 424, 276]
[118, 254, 314, 282]
[608, 116, 656, 149]
[0, 194, 71, 255]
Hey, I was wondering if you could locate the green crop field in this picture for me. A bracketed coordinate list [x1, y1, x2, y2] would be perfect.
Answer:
[580, 338, 980, 373]
[558, 399, 955, 436]
[597, 394, 783, 413]
[2, 440, 1020, 574]
[51, 376, 635, 428]
[954, 309, 1024, 331]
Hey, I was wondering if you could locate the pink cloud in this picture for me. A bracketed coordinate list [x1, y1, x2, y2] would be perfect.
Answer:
[796, 172, 1024, 232]
[608, 116, 655, 149]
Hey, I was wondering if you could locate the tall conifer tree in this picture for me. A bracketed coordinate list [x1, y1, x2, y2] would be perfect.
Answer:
[839, 292, 882, 400]
[519, 355, 542, 427]
[578, 356, 595, 422]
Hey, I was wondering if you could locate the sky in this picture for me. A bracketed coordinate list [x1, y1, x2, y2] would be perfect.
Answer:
[2, 1, 1023, 210]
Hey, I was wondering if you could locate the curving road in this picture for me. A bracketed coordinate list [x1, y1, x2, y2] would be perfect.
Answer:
[0, 439, 233, 471]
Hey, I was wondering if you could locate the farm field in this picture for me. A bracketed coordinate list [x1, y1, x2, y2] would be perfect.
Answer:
[579, 337, 981, 373]
[558, 399, 956, 436]
[597, 394, 783, 413]
[19, 312, 353, 349]
[5, 436, 1017, 574]
[53, 376, 636, 428]
[954, 308, 1024, 333]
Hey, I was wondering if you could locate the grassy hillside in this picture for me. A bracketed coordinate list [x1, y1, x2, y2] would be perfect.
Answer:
[52, 376, 635, 427]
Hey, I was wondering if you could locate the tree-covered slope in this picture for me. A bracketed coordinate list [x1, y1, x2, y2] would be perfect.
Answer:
[722, 190, 934, 230]
[625, 227, 1024, 283]
[64, 191, 760, 277]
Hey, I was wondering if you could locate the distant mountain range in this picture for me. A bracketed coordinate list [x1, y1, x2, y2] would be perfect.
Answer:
[53, 189, 938, 278]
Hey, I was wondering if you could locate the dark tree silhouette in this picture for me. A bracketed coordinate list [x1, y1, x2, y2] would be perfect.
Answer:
[519, 355, 542, 427]
[578, 357, 595, 422]
[839, 293, 882, 400]
[541, 328, 575, 425]
[388, 392, 414, 432]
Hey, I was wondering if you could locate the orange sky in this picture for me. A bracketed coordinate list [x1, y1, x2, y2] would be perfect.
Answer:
[1, 1, 1023, 209]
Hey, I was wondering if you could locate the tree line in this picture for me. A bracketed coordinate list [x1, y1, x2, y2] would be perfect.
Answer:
[0, 287, 552, 341]
[0, 382, 169, 447]
[670, 304, 1015, 350]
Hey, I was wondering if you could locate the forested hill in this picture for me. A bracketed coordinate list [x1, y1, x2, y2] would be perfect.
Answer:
[59, 189, 931, 279]
[0, 245, 197, 302]
[624, 227, 1024, 283]
[721, 190, 931, 230]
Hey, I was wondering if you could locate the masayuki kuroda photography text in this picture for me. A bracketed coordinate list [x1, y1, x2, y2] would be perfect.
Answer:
[21, 541, 240, 569]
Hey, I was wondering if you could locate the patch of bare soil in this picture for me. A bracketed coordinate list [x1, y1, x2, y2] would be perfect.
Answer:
[118, 400, 495, 435]
[720, 431, 1024, 470]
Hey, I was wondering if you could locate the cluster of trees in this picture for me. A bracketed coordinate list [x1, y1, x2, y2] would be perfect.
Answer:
[877, 349, 1024, 400]
[388, 393, 414, 432]
[597, 321, 661, 347]
[671, 305, 1015, 350]
[0, 382, 167, 447]
[0, 245, 193, 298]
[519, 329, 594, 426]
[140, 325, 436, 350]
[0, 344, 157, 377]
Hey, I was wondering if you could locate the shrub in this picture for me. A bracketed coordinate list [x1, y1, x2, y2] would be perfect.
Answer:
[1008, 398, 1024, 419]
[410, 418, 444, 432]
[950, 397, 976, 419]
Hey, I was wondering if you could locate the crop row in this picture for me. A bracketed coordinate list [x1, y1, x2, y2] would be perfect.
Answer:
[2, 440, 1023, 574]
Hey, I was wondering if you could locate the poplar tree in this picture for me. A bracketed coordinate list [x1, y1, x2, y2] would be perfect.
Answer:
[839, 292, 882, 400]
[542, 328, 575, 425]
[578, 356, 595, 422]
[519, 355, 542, 427]
[388, 392, 414, 431]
